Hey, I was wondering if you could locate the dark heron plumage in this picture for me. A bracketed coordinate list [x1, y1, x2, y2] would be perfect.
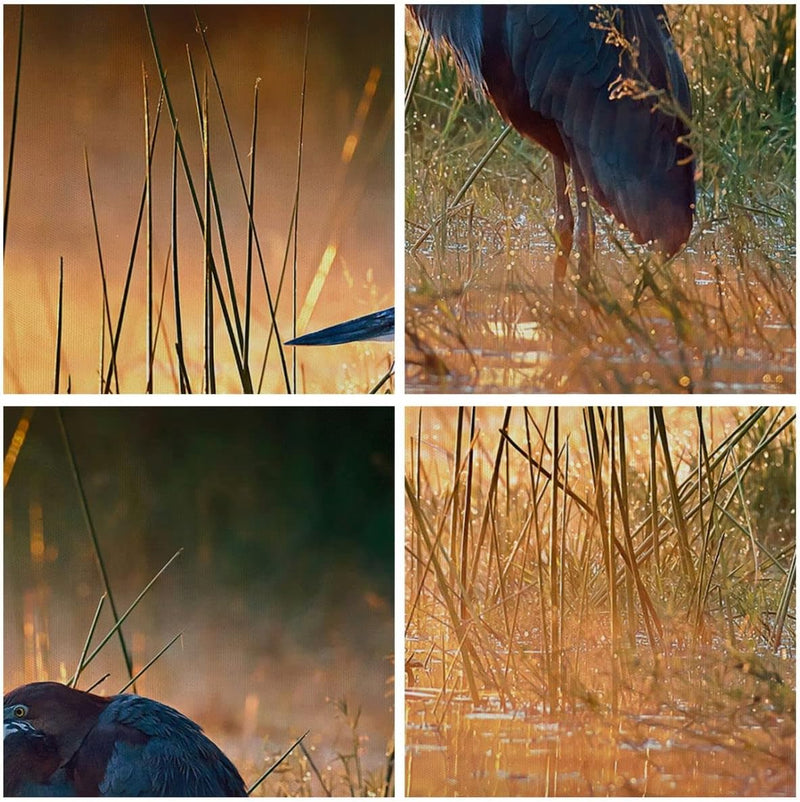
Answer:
[4, 719, 73, 796]
[286, 306, 394, 346]
[4, 682, 247, 797]
[410, 5, 695, 290]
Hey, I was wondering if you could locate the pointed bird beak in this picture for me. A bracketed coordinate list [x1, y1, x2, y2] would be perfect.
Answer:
[286, 307, 394, 346]
[4, 717, 36, 739]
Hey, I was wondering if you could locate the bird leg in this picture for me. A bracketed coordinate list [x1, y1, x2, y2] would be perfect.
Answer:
[572, 161, 595, 297]
[551, 155, 573, 302]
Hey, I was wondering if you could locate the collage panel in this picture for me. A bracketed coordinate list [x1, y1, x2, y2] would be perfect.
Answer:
[4, 5, 394, 394]
[406, 406, 795, 796]
[2, 2, 798, 800]
[4, 406, 394, 795]
[405, 6, 795, 393]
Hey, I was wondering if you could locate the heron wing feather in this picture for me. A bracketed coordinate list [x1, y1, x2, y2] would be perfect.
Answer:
[74, 695, 247, 797]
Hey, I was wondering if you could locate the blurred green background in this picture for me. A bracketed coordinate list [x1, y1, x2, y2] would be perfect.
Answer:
[4, 406, 393, 787]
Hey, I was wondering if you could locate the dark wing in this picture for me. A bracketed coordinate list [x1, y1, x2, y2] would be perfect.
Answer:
[500, 5, 694, 253]
[412, 5, 695, 254]
[409, 6, 486, 87]
[286, 307, 394, 346]
[72, 695, 247, 797]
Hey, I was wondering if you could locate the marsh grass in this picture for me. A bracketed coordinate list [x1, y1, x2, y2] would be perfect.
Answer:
[5, 7, 393, 394]
[236, 703, 393, 797]
[405, 6, 795, 393]
[406, 406, 795, 795]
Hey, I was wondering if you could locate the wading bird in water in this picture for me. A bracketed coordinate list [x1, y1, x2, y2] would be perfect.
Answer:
[4, 681, 247, 796]
[286, 306, 394, 346]
[409, 5, 695, 294]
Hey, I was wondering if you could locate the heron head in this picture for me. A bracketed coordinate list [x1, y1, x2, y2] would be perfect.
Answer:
[4, 682, 109, 766]
[4, 716, 69, 795]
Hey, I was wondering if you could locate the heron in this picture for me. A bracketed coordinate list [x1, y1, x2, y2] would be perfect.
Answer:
[4, 682, 247, 796]
[286, 306, 394, 346]
[409, 5, 695, 294]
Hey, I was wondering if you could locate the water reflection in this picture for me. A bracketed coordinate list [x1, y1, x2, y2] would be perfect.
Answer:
[406, 246, 795, 394]
[407, 645, 795, 796]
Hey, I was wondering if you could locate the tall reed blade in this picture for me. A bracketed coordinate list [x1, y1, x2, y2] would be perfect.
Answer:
[524, 408, 551, 688]
[772, 550, 796, 649]
[117, 631, 184, 693]
[549, 406, 561, 710]
[4, 6, 24, 251]
[202, 76, 216, 394]
[471, 407, 512, 618]
[292, 8, 312, 392]
[654, 407, 697, 588]
[143, 66, 154, 392]
[247, 730, 310, 796]
[104, 91, 164, 393]
[450, 407, 464, 587]
[54, 257, 64, 394]
[57, 409, 136, 690]
[170, 125, 191, 393]
[70, 594, 106, 688]
[404, 28, 429, 116]
[143, 7, 256, 393]
[192, 9, 289, 392]
[244, 79, 260, 367]
[459, 408, 476, 622]
[648, 408, 661, 578]
[84, 148, 118, 392]
[185, 47, 246, 362]
[71, 549, 183, 680]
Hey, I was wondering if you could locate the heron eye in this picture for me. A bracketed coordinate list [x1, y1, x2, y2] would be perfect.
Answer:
[13, 705, 27, 718]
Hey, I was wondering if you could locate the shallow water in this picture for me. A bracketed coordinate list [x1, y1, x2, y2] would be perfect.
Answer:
[406, 244, 795, 395]
[406, 646, 796, 796]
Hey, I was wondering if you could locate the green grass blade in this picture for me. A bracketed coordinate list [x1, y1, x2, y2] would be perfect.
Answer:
[117, 631, 184, 693]
[104, 90, 165, 393]
[4, 6, 24, 251]
[70, 594, 106, 688]
[54, 258, 64, 393]
[247, 730, 310, 796]
[76, 549, 183, 675]
[57, 409, 136, 688]
[191, 9, 290, 392]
